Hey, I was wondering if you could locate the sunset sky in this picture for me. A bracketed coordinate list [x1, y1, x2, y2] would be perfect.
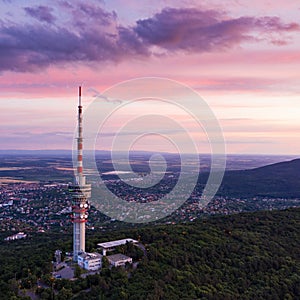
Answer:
[1, 0, 300, 154]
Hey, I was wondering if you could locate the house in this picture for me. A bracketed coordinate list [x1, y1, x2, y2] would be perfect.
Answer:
[107, 253, 132, 267]
[4, 232, 27, 241]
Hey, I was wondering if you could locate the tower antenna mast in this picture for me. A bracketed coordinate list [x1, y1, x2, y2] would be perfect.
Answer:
[69, 86, 91, 262]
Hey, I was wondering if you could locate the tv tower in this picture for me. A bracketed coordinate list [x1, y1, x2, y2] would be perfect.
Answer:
[69, 86, 91, 262]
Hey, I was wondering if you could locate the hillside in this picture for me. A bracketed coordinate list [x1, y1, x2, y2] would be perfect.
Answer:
[218, 158, 300, 197]
[0, 208, 299, 299]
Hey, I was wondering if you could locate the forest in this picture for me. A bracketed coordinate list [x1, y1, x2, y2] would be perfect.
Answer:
[0, 208, 299, 299]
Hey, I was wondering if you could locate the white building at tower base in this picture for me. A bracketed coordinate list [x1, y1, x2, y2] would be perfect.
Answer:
[97, 238, 138, 256]
[77, 252, 102, 271]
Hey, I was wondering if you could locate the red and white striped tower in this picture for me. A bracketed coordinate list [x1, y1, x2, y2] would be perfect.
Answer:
[77, 86, 83, 179]
[69, 86, 91, 262]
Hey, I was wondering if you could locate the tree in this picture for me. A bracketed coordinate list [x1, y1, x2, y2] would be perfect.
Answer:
[57, 287, 73, 300]
[74, 265, 82, 278]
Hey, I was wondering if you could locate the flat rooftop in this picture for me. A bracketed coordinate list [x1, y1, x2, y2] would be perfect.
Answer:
[97, 238, 138, 249]
[78, 252, 102, 260]
[107, 253, 131, 263]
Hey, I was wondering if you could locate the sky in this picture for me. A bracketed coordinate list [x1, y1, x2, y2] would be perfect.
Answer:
[0, 0, 300, 154]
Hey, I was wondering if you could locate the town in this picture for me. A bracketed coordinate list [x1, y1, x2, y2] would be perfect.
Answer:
[1, 180, 299, 234]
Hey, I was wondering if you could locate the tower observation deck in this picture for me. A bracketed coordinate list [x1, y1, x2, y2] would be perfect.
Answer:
[69, 86, 91, 262]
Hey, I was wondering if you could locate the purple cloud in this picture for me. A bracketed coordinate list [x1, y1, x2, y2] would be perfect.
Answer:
[134, 8, 300, 52]
[0, 5, 298, 72]
[24, 5, 56, 24]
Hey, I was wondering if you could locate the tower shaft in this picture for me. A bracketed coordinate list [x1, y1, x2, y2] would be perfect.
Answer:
[69, 86, 91, 262]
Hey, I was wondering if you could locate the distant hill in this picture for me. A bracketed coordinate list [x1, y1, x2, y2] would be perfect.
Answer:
[1, 151, 299, 197]
[218, 158, 300, 197]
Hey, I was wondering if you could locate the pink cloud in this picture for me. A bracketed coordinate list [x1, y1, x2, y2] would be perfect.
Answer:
[0, 4, 298, 72]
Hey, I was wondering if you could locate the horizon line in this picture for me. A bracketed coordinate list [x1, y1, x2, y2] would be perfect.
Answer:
[0, 149, 298, 157]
